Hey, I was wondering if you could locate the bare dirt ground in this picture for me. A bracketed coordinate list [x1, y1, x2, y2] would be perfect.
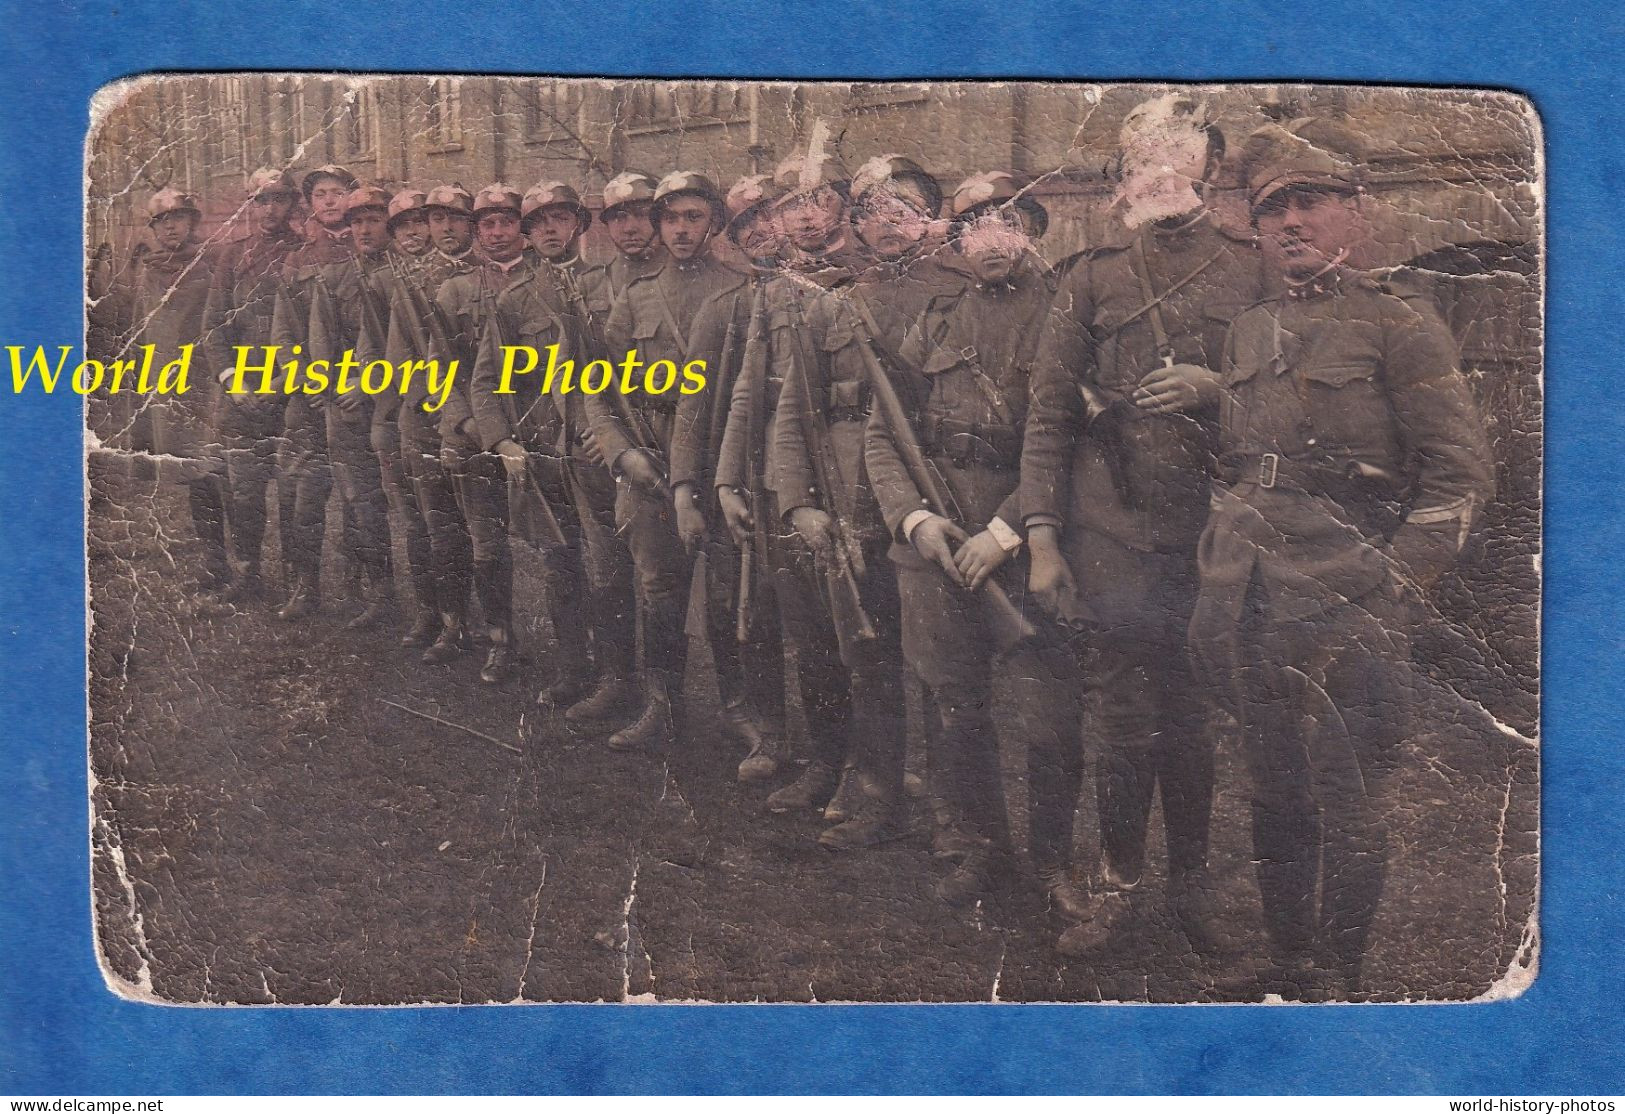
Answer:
[87, 463, 1538, 1004]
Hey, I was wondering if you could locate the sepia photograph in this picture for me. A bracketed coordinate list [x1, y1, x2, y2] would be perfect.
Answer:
[82, 76, 1541, 1006]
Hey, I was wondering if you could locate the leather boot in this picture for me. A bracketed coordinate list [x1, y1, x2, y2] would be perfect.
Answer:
[222, 568, 267, 605]
[537, 666, 594, 709]
[1038, 864, 1095, 924]
[737, 730, 783, 784]
[480, 633, 517, 685]
[421, 620, 470, 665]
[345, 574, 396, 632]
[822, 765, 865, 824]
[400, 609, 440, 648]
[818, 792, 902, 852]
[764, 761, 839, 814]
[1169, 866, 1226, 954]
[1055, 888, 1137, 958]
[565, 673, 641, 727]
[607, 675, 675, 752]
[937, 847, 1006, 909]
[276, 577, 320, 622]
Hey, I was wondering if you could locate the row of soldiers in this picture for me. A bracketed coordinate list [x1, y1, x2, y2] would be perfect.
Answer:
[97, 94, 1494, 999]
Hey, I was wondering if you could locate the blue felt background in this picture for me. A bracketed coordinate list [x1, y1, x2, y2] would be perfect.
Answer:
[2, 0, 1619, 1095]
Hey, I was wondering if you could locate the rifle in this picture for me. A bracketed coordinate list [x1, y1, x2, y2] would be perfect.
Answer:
[846, 296, 1039, 656]
[305, 269, 344, 410]
[559, 267, 663, 475]
[479, 284, 570, 551]
[733, 282, 767, 644]
[782, 285, 878, 666]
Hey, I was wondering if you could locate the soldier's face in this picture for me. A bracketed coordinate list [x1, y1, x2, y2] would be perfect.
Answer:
[391, 212, 431, 255]
[348, 209, 390, 254]
[731, 207, 783, 262]
[251, 192, 295, 234]
[854, 190, 932, 260]
[526, 206, 583, 261]
[151, 211, 196, 251]
[309, 179, 349, 228]
[1255, 187, 1364, 281]
[605, 201, 657, 258]
[958, 210, 1030, 283]
[659, 196, 716, 260]
[477, 211, 524, 261]
[780, 186, 845, 252]
[1117, 109, 1214, 227]
[428, 209, 474, 255]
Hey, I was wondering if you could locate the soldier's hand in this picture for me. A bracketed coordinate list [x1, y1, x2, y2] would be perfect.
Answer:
[719, 487, 755, 549]
[581, 428, 606, 469]
[954, 529, 1012, 591]
[495, 438, 529, 479]
[336, 389, 366, 414]
[617, 449, 669, 498]
[912, 516, 969, 587]
[1028, 541, 1081, 621]
[1134, 362, 1219, 414]
[674, 488, 707, 555]
[789, 506, 837, 560]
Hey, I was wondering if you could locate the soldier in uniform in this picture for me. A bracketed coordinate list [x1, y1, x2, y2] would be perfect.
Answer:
[584, 171, 747, 752]
[1186, 119, 1493, 997]
[536, 172, 664, 728]
[864, 171, 1080, 902]
[594, 171, 668, 294]
[269, 163, 359, 621]
[308, 184, 413, 632]
[432, 184, 539, 683]
[773, 152, 863, 277]
[201, 168, 304, 604]
[368, 187, 443, 645]
[506, 180, 598, 706]
[126, 186, 229, 593]
[388, 183, 482, 660]
[674, 173, 795, 782]
[387, 189, 434, 262]
[767, 156, 959, 849]
[1022, 96, 1263, 955]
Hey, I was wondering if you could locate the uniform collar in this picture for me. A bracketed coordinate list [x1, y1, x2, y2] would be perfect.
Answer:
[1283, 258, 1354, 300]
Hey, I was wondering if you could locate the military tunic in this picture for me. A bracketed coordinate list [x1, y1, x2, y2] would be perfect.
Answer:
[269, 224, 353, 595]
[312, 249, 402, 592]
[383, 246, 479, 628]
[431, 249, 540, 637]
[864, 258, 1077, 854]
[584, 254, 746, 684]
[1187, 268, 1493, 980]
[764, 255, 963, 791]
[1020, 213, 1263, 883]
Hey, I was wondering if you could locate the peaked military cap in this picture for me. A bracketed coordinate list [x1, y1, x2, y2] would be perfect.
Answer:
[1242, 117, 1369, 212]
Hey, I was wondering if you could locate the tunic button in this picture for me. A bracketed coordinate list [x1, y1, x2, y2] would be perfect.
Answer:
[1306, 437, 1317, 446]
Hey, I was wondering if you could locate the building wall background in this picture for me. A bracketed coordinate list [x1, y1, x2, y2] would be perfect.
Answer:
[87, 77, 1540, 270]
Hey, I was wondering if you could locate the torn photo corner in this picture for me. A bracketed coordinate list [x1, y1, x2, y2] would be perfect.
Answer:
[84, 75, 1540, 1005]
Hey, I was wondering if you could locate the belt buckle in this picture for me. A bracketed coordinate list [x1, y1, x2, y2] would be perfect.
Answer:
[1259, 452, 1279, 489]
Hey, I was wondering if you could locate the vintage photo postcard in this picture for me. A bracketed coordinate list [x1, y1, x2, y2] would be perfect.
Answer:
[81, 76, 1540, 1004]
